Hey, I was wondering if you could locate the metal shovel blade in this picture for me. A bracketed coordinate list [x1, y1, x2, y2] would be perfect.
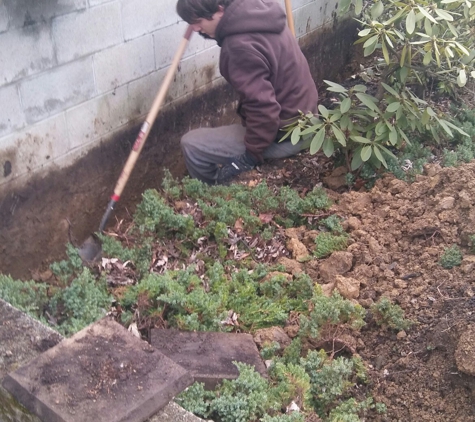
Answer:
[78, 233, 102, 263]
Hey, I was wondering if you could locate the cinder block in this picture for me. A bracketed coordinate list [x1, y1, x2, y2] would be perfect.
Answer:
[151, 329, 268, 389]
[89, 0, 115, 5]
[20, 57, 95, 124]
[127, 68, 167, 119]
[3, 0, 86, 29]
[0, 24, 55, 85]
[0, 113, 70, 181]
[66, 85, 130, 149]
[3, 318, 194, 422]
[153, 21, 210, 70]
[294, 0, 339, 36]
[0, 84, 26, 138]
[167, 47, 221, 101]
[94, 34, 155, 94]
[0, 3, 8, 33]
[121, 0, 179, 41]
[53, 2, 122, 64]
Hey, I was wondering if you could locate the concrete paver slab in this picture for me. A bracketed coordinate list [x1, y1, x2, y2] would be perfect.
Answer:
[3, 318, 194, 422]
[151, 329, 267, 389]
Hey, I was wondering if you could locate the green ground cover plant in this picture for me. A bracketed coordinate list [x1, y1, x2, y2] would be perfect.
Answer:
[439, 244, 463, 268]
[370, 297, 413, 331]
[0, 176, 399, 420]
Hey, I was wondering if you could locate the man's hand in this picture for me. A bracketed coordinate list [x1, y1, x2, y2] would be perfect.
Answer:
[216, 151, 257, 184]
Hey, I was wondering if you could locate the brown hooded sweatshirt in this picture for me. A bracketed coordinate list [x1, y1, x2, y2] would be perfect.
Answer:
[215, 0, 318, 162]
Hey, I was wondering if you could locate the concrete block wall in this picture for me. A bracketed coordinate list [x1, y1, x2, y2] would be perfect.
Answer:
[0, 0, 340, 190]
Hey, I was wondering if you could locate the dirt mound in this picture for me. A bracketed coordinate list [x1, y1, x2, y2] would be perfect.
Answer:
[323, 162, 475, 421]
[242, 157, 475, 420]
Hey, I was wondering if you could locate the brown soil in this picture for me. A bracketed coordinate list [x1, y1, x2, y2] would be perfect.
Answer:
[246, 156, 475, 421]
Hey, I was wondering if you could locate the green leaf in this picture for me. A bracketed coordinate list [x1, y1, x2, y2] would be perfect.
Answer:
[350, 135, 371, 144]
[424, 17, 432, 35]
[355, 0, 363, 15]
[331, 125, 347, 146]
[386, 102, 400, 113]
[371, 1, 384, 19]
[381, 82, 399, 97]
[363, 34, 379, 49]
[381, 39, 390, 64]
[437, 118, 453, 136]
[471, 71, 475, 78]
[290, 126, 301, 145]
[435, 9, 454, 21]
[397, 128, 411, 145]
[377, 143, 398, 159]
[352, 85, 367, 92]
[322, 138, 335, 157]
[400, 44, 407, 67]
[324, 80, 348, 93]
[301, 123, 323, 136]
[443, 120, 470, 137]
[417, 6, 438, 23]
[389, 129, 398, 145]
[278, 129, 292, 143]
[360, 145, 372, 162]
[457, 69, 467, 87]
[351, 150, 364, 170]
[355, 93, 379, 111]
[406, 9, 416, 34]
[373, 145, 388, 168]
[358, 28, 372, 37]
[375, 121, 387, 135]
[340, 97, 351, 114]
[423, 50, 432, 65]
[453, 42, 469, 56]
[421, 108, 430, 125]
[447, 21, 458, 37]
[318, 104, 329, 119]
[310, 128, 326, 154]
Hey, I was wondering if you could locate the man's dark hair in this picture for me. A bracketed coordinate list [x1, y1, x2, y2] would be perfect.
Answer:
[176, 0, 234, 23]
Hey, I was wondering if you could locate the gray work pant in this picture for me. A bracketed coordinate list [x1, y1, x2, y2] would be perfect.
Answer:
[180, 124, 305, 184]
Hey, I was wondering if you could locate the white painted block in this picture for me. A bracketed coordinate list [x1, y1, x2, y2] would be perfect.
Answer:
[5, 0, 87, 29]
[89, 0, 115, 6]
[0, 113, 69, 181]
[94, 34, 155, 94]
[294, 0, 338, 36]
[0, 24, 55, 85]
[153, 21, 211, 70]
[53, 2, 123, 64]
[127, 68, 167, 119]
[0, 84, 25, 138]
[66, 85, 130, 149]
[121, 0, 179, 41]
[0, 3, 8, 33]
[20, 58, 95, 124]
[168, 47, 221, 100]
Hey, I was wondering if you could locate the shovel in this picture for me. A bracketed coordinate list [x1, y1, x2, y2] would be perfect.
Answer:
[78, 26, 193, 262]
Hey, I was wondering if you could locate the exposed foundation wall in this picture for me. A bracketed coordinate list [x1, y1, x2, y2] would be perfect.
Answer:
[0, 0, 342, 192]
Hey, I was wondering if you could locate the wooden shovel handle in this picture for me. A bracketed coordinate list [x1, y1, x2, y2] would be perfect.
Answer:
[284, 0, 296, 37]
[112, 26, 193, 201]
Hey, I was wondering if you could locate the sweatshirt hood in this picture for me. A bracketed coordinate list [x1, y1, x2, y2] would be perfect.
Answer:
[215, 0, 286, 45]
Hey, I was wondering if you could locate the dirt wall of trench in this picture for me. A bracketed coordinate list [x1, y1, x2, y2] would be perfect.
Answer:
[0, 19, 358, 279]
